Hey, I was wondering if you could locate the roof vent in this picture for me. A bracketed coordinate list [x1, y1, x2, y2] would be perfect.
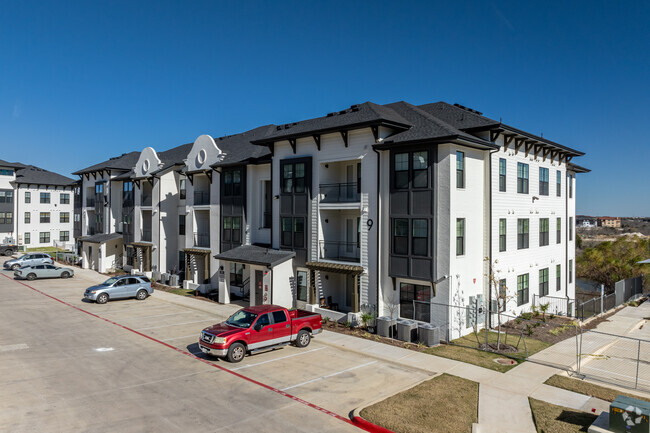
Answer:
[339, 110, 348, 115]
[276, 126, 282, 130]
[327, 112, 336, 117]
[350, 104, 360, 111]
[453, 103, 483, 116]
[284, 124, 292, 129]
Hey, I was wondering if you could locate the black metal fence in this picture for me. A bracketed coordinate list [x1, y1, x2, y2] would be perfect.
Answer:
[319, 183, 359, 203]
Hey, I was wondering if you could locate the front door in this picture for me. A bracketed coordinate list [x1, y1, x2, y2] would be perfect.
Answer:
[250, 312, 272, 349]
[270, 310, 292, 343]
[345, 219, 354, 255]
[254, 270, 263, 305]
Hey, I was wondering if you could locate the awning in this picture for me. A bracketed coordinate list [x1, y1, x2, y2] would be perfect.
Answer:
[79, 233, 123, 245]
[305, 261, 364, 275]
[214, 245, 295, 268]
[183, 247, 211, 255]
[131, 241, 154, 248]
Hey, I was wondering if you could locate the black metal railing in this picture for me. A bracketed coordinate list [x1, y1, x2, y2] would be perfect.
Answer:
[319, 183, 359, 203]
[194, 232, 210, 248]
[319, 240, 360, 262]
[142, 195, 152, 206]
[86, 198, 95, 207]
[141, 229, 152, 242]
[194, 191, 210, 206]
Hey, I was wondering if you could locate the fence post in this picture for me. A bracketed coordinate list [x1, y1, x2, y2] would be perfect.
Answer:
[635, 340, 641, 389]
[600, 284, 604, 317]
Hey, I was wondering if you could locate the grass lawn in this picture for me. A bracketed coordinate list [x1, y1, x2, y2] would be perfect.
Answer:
[426, 329, 550, 372]
[529, 398, 597, 433]
[163, 288, 195, 297]
[361, 374, 478, 433]
[545, 375, 650, 403]
[27, 246, 71, 253]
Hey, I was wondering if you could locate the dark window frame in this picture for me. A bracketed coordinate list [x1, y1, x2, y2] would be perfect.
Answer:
[456, 218, 465, 256]
[60, 193, 70, 204]
[499, 158, 506, 192]
[39, 232, 50, 244]
[179, 214, 186, 236]
[556, 170, 562, 197]
[40, 192, 50, 204]
[539, 167, 549, 196]
[517, 218, 529, 249]
[499, 218, 506, 252]
[456, 151, 465, 189]
[539, 218, 549, 246]
[517, 273, 529, 306]
[517, 163, 529, 194]
[40, 212, 50, 223]
[539, 268, 549, 297]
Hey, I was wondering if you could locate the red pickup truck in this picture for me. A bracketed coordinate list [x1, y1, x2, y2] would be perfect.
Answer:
[198, 304, 323, 363]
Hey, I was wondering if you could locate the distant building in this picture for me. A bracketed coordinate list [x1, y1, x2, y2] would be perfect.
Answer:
[597, 217, 621, 228]
[576, 216, 596, 227]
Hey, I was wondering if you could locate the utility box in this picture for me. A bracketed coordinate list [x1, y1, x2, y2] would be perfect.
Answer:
[417, 323, 440, 347]
[397, 319, 418, 342]
[609, 395, 650, 433]
[376, 316, 396, 338]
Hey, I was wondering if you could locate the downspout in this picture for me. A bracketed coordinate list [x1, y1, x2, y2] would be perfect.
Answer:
[487, 148, 499, 329]
[372, 145, 381, 320]
[565, 171, 569, 302]
[157, 174, 161, 273]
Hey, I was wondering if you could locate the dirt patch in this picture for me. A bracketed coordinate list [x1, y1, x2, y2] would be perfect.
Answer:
[500, 314, 580, 345]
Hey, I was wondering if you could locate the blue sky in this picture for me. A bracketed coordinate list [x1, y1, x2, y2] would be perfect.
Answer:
[1, 1, 648, 216]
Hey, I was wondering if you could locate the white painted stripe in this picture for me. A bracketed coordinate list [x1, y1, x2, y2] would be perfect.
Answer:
[118, 311, 196, 320]
[162, 334, 200, 342]
[0, 343, 29, 352]
[232, 347, 325, 371]
[136, 319, 215, 331]
[281, 361, 377, 391]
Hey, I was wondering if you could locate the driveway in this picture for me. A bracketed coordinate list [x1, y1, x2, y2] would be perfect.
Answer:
[0, 258, 430, 432]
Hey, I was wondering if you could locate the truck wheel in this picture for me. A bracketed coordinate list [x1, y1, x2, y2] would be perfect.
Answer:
[136, 289, 147, 300]
[295, 330, 311, 348]
[26, 273, 37, 281]
[61, 271, 70, 279]
[96, 293, 109, 304]
[11, 264, 20, 271]
[4, 249, 12, 256]
[227, 342, 246, 363]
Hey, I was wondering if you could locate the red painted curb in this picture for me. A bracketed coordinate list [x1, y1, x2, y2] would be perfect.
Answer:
[2, 273, 373, 432]
[351, 414, 396, 433]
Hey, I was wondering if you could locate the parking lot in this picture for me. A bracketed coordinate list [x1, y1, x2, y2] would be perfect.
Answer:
[0, 257, 430, 432]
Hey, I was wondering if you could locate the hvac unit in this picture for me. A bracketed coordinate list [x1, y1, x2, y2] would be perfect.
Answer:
[417, 323, 441, 347]
[376, 316, 396, 338]
[397, 319, 418, 343]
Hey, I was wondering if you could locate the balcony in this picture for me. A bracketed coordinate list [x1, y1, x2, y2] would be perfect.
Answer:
[319, 241, 360, 262]
[86, 198, 95, 207]
[319, 183, 359, 203]
[141, 195, 152, 207]
[141, 229, 152, 242]
[194, 232, 210, 248]
[194, 191, 210, 206]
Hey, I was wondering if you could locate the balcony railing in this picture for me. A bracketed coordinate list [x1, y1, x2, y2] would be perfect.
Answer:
[194, 232, 210, 248]
[194, 190, 210, 206]
[319, 240, 360, 262]
[141, 229, 152, 242]
[86, 198, 95, 207]
[123, 233, 134, 244]
[319, 183, 359, 203]
[142, 195, 152, 207]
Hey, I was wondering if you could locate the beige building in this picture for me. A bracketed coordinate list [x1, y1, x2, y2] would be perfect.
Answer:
[598, 217, 621, 228]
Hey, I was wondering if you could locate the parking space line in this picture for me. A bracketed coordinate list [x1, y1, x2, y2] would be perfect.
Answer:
[162, 334, 199, 342]
[281, 361, 377, 391]
[117, 311, 197, 321]
[96, 304, 173, 314]
[2, 274, 368, 432]
[136, 319, 215, 331]
[232, 347, 326, 371]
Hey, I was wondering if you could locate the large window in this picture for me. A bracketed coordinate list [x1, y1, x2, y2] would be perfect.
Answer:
[0, 212, 12, 224]
[24, 232, 30, 244]
[123, 181, 134, 205]
[60, 212, 70, 223]
[230, 263, 244, 286]
[179, 179, 186, 200]
[569, 175, 573, 198]
[179, 214, 186, 235]
[25, 191, 30, 203]
[556, 170, 562, 197]
[399, 282, 432, 322]
[517, 219, 529, 249]
[499, 219, 507, 252]
[569, 217, 574, 241]
[282, 162, 305, 193]
[394, 151, 429, 189]
[569, 259, 573, 283]
[557, 218, 561, 244]
[296, 270, 308, 302]
[95, 183, 103, 195]
[456, 151, 465, 188]
[39, 232, 50, 243]
[394, 153, 409, 189]
[556, 264, 561, 292]
[412, 151, 428, 188]
[517, 273, 529, 306]
[539, 218, 549, 246]
[539, 268, 549, 297]
[393, 219, 409, 255]
[0, 190, 13, 203]
[60, 193, 70, 204]
[517, 163, 529, 194]
[456, 218, 465, 256]
[24, 212, 30, 224]
[40, 192, 50, 204]
[539, 168, 549, 196]
[40, 212, 50, 223]
[499, 158, 506, 192]
[280, 217, 305, 248]
[60, 231, 70, 242]
[223, 168, 242, 196]
[281, 218, 292, 247]
[413, 219, 428, 256]
[222, 216, 242, 245]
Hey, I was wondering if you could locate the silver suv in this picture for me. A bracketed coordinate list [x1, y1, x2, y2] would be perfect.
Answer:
[84, 275, 153, 304]
[4, 253, 54, 271]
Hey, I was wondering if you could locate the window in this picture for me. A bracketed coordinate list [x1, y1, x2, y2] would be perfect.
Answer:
[394, 150, 429, 189]
[296, 270, 308, 302]
[539, 268, 549, 297]
[394, 153, 409, 189]
[25, 212, 30, 224]
[179, 214, 185, 235]
[178, 251, 185, 274]
[293, 217, 304, 248]
[40, 192, 50, 203]
[40, 212, 50, 223]
[412, 151, 428, 188]
[0, 190, 13, 203]
[60, 212, 70, 223]
[569, 259, 573, 283]
[60, 231, 70, 242]
[222, 216, 242, 244]
[74, 213, 80, 223]
[569, 175, 573, 198]
[223, 169, 243, 196]
[123, 181, 134, 205]
[413, 219, 428, 256]
[95, 183, 103, 195]
[517, 163, 529, 194]
[557, 218, 561, 244]
[456, 151, 465, 188]
[0, 212, 12, 224]
[499, 219, 507, 252]
[556, 265, 561, 292]
[281, 218, 292, 247]
[25, 191, 30, 203]
[556, 171, 561, 197]
[0, 169, 14, 176]
[499, 158, 506, 192]
[60, 193, 70, 204]
[229, 263, 244, 286]
[281, 162, 306, 193]
[179, 179, 186, 200]
[517, 219, 529, 249]
[272, 310, 288, 324]
[262, 180, 271, 228]
[569, 217, 573, 241]
[399, 282, 432, 322]
[539, 218, 549, 246]
[393, 219, 408, 255]
[39, 232, 50, 243]
[539, 168, 549, 196]
[456, 218, 465, 256]
[24, 232, 30, 244]
[517, 273, 529, 306]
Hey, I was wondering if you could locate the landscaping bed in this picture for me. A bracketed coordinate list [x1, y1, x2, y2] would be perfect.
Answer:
[360, 374, 478, 433]
[545, 374, 650, 403]
[529, 398, 597, 433]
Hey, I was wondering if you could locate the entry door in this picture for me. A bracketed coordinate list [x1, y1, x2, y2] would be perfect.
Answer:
[345, 219, 354, 254]
[346, 165, 354, 200]
[254, 270, 264, 305]
[346, 275, 354, 308]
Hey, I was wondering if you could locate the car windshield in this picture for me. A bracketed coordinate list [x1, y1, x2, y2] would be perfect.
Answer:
[101, 277, 120, 286]
[225, 310, 258, 328]
[17, 254, 29, 260]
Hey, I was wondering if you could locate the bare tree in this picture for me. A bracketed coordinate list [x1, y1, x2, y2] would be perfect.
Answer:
[484, 257, 512, 351]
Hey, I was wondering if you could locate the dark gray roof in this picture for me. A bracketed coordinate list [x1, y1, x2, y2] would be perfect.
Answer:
[14, 165, 75, 186]
[79, 232, 123, 244]
[251, 102, 411, 145]
[214, 245, 295, 268]
[73, 151, 141, 175]
[211, 125, 275, 167]
[568, 162, 591, 173]
[0, 159, 24, 169]
[157, 142, 193, 169]
[113, 169, 135, 180]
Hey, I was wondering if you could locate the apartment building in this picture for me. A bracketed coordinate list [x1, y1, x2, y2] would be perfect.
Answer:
[0, 159, 21, 242]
